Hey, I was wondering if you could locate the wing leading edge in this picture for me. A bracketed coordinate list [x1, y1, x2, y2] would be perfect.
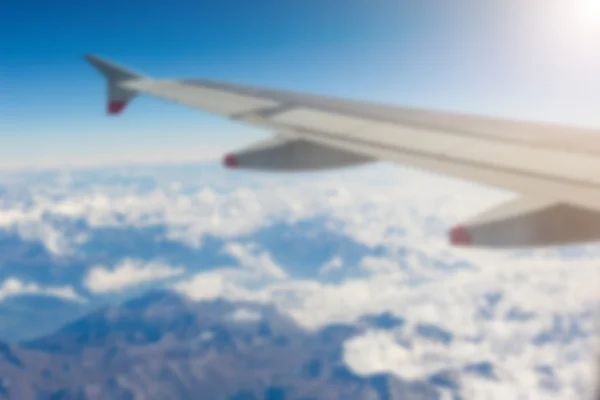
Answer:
[85, 54, 600, 248]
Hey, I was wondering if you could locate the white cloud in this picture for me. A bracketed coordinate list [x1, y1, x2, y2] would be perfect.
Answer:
[173, 268, 272, 304]
[173, 269, 233, 302]
[229, 308, 262, 323]
[224, 242, 287, 280]
[0, 278, 85, 302]
[319, 256, 343, 275]
[172, 242, 287, 302]
[344, 330, 416, 376]
[84, 258, 185, 293]
[300, 253, 599, 399]
[360, 256, 405, 275]
[173, 242, 600, 399]
[0, 164, 511, 257]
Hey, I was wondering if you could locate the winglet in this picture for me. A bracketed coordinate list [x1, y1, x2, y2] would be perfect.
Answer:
[85, 54, 141, 115]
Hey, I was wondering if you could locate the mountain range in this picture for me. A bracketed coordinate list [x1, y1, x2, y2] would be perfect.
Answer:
[0, 290, 468, 400]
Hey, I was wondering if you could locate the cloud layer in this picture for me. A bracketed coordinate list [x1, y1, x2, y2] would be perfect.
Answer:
[0, 163, 598, 398]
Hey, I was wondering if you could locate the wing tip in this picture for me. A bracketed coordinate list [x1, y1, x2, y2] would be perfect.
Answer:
[84, 53, 99, 64]
[449, 224, 472, 246]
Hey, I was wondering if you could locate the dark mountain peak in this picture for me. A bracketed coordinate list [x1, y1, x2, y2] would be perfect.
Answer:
[22, 291, 194, 353]
[0, 341, 22, 368]
[22, 292, 306, 355]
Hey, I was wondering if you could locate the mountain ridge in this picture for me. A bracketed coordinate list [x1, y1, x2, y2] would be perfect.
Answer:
[0, 290, 448, 400]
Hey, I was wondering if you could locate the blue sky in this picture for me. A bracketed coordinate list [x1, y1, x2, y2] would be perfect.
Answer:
[3, 0, 600, 168]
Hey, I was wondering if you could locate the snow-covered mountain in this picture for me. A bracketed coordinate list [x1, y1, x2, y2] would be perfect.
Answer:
[0, 162, 597, 399]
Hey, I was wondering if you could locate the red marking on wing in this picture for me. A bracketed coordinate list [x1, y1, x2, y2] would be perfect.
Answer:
[108, 100, 127, 115]
[449, 224, 471, 246]
[223, 154, 239, 168]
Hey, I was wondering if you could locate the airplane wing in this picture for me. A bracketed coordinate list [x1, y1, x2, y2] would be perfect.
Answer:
[85, 54, 600, 248]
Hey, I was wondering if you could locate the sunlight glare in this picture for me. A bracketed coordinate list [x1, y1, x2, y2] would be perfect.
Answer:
[534, 0, 600, 59]
[570, 0, 600, 35]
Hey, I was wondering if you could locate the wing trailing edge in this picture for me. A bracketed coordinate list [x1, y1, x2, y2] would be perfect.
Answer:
[450, 197, 600, 248]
